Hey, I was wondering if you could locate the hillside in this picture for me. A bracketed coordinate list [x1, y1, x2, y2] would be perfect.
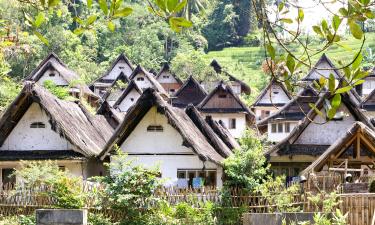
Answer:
[205, 33, 375, 101]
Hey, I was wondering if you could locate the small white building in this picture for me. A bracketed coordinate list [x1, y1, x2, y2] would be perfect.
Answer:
[111, 80, 143, 118]
[301, 53, 342, 82]
[99, 89, 238, 188]
[198, 82, 255, 138]
[172, 76, 208, 108]
[155, 63, 183, 95]
[0, 82, 114, 184]
[252, 79, 292, 121]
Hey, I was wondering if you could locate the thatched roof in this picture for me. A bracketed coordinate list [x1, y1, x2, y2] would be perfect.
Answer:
[301, 122, 375, 175]
[210, 59, 251, 94]
[25, 53, 97, 98]
[172, 76, 208, 108]
[265, 92, 373, 157]
[99, 88, 227, 165]
[155, 63, 183, 84]
[112, 80, 142, 108]
[302, 54, 342, 81]
[252, 78, 292, 107]
[0, 150, 86, 161]
[96, 100, 122, 129]
[205, 116, 240, 150]
[361, 87, 375, 110]
[129, 65, 168, 96]
[0, 82, 114, 157]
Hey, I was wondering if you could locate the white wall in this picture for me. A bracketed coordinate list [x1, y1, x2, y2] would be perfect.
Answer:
[157, 71, 179, 84]
[257, 84, 291, 105]
[117, 88, 141, 112]
[254, 106, 280, 121]
[363, 77, 375, 96]
[119, 106, 223, 187]
[133, 73, 153, 90]
[102, 59, 133, 80]
[295, 105, 355, 145]
[267, 121, 299, 142]
[307, 60, 340, 80]
[203, 113, 247, 138]
[36, 68, 69, 86]
[0, 103, 72, 151]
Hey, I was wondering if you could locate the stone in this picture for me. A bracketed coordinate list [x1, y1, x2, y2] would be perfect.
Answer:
[36, 209, 88, 225]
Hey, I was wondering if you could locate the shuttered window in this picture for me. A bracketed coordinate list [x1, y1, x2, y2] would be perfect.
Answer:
[147, 125, 163, 132]
[30, 122, 46, 128]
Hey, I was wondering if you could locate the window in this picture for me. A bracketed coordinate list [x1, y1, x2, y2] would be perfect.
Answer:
[218, 94, 227, 98]
[163, 75, 170, 79]
[273, 91, 279, 95]
[271, 124, 277, 133]
[169, 89, 175, 93]
[229, 118, 236, 129]
[2, 168, 15, 185]
[49, 73, 56, 77]
[137, 77, 144, 81]
[285, 122, 290, 133]
[218, 120, 225, 128]
[278, 123, 283, 133]
[130, 98, 134, 102]
[30, 122, 46, 128]
[147, 125, 163, 132]
[119, 66, 125, 69]
[177, 169, 217, 187]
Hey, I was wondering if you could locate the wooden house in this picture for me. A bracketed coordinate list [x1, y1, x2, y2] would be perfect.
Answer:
[129, 65, 168, 96]
[354, 68, 375, 97]
[100, 72, 131, 106]
[155, 63, 183, 95]
[301, 122, 375, 176]
[198, 82, 255, 138]
[99, 88, 238, 188]
[209, 59, 251, 95]
[256, 87, 319, 142]
[91, 53, 134, 97]
[112, 80, 143, 118]
[0, 82, 114, 184]
[171, 76, 208, 108]
[252, 79, 292, 121]
[265, 92, 373, 179]
[301, 53, 342, 82]
[25, 53, 99, 107]
[360, 87, 375, 117]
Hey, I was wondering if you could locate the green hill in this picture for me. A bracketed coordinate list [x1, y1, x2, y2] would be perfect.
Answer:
[205, 33, 375, 100]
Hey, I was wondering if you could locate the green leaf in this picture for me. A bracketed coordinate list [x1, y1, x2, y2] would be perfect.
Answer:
[353, 70, 369, 80]
[107, 21, 115, 32]
[354, 80, 365, 86]
[113, 7, 133, 18]
[98, 0, 109, 15]
[34, 30, 49, 46]
[169, 17, 192, 32]
[351, 53, 363, 71]
[167, 0, 178, 12]
[286, 54, 295, 74]
[327, 107, 337, 119]
[173, 0, 187, 13]
[321, 19, 328, 33]
[332, 15, 341, 31]
[86, 15, 97, 26]
[312, 26, 323, 36]
[365, 11, 375, 19]
[74, 17, 84, 25]
[87, 0, 92, 8]
[343, 67, 351, 80]
[34, 12, 45, 28]
[56, 9, 62, 17]
[349, 22, 363, 39]
[280, 18, 293, 24]
[73, 27, 85, 35]
[339, 8, 348, 16]
[335, 86, 352, 94]
[47, 0, 59, 7]
[266, 44, 275, 59]
[331, 94, 341, 109]
[309, 103, 324, 118]
[155, 0, 167, 12]
[278, 2, 284, 12]
[328, 73, 336, 92]
[319, 77, 326, 86]
[298, 8, 304, 21]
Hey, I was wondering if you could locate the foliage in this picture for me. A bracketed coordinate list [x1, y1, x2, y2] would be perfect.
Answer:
[42, 80, 71, 100]
[88, 213, 116, 225]
[223, 129, 269, 191]
[18, 215, 36, 225]
[14, 161, 85, 209]
[369, 179, 375, 192]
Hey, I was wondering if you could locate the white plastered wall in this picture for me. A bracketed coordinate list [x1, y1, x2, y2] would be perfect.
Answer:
[267, 121, 299, 142]
[36, 68, 69, 86]
[156, 71, 179, 84]
[117, 89, 141, 112]
[203, 113, 247, 138]
[102, 59, 133, 80]
[257, 85, 291, 105]
[133, 73, 153, 90]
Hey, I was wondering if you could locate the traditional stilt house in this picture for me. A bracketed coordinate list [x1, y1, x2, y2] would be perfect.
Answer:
[209, 59, 251, 95]
[301, 54, 342, 82]
[112, 80, 143, 117]
[0, 82, 114, 184]
[171, 76, 208, 108]
[101, 72, 131, 106]
[256, 87, 319, 142]
[129, 65, 168, 96]
[155, 63, 183, 95]
[252, 79, 292, 121]
[25, 53, 99, 107]
[361, 88, 375, 117]
[355, 68, 375, 97]
[90, 53, 134, 97]
[301, 122, 375, 176]
[99, 88, 238, 188]
[265, 92, 373, 180]
[197, 81, 255, 138]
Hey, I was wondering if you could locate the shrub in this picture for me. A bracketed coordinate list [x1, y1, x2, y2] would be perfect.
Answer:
[88, 213, 115, 225]
[369, 179, 375, 192]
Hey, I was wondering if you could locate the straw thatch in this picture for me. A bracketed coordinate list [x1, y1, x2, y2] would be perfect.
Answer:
[129, 65, 168, 96]
[0, 82, 114, 157]
[252, 78, 292, 107]
[155, 63, 183, 84]
[172, 76, 208, 108]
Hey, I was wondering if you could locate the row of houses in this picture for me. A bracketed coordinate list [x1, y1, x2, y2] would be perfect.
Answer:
[0, 53, 253, 188]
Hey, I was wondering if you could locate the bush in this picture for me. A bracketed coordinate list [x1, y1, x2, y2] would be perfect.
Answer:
[243, 33, 260, 47]
[88, 213, 115, 225]
[370, 179, 375, 193]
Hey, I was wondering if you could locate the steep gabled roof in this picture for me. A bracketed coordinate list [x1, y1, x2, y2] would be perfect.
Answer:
[96, 100, 122, 129]
[0, 82, 114, 157]
[100, 53, 134, 81]
[205, 116, 240, 150]
[25, 53, 97, 98]
[155, 63, 183, 84]
[301, 122, 375, 175]
[99, 88, 226, 164]
[172, 76, 208, 108]
[112, 80, 143, 108]
[252, 78, 292, 107]
[265, 92, 373, 157]
[302, 54, 342, 81]
[210, 59, 251, 94]
[198, 81, 255, 122]
[362, 87, 375, 110]
[129, 65, 168, 96]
